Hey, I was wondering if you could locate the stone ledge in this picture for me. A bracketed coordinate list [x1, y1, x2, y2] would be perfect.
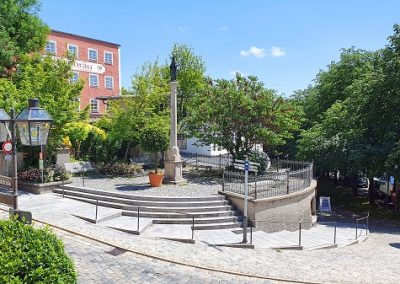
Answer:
[19, 180, 72, 194]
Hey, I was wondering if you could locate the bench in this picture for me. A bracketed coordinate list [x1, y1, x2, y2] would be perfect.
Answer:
[64, 162, 95, 174]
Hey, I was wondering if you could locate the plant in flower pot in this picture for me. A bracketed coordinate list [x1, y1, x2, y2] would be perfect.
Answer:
[139, 120, 169, 187]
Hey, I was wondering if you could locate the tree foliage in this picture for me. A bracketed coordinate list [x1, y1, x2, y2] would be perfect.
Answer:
[186, 73, 302, 158]
[0, 0, 49, 76]
[296, 24, 400, 204]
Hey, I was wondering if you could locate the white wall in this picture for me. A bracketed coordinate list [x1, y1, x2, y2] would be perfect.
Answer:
[180, 137, 228, 156]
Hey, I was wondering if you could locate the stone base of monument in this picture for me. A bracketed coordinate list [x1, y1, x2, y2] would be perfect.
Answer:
[164, 160, 187, 185]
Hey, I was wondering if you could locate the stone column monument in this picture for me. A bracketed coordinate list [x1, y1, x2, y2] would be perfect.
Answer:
[164, 57, 187, 185]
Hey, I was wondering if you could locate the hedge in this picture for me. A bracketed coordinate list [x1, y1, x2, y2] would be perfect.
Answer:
[0, 219, 77, 283]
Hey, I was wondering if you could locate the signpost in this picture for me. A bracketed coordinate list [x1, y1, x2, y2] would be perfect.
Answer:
[234, 156, 259, 243]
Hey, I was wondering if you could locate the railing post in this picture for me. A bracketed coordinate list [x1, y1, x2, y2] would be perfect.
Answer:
[355, 220, 358, 240]
[298, 222, 302, 246]
[250, 224, 253, 245]
[254, 175, 257, 199]
[277, 157, 280, 172]
[219, 153, 222, 169]
[95, 198, 99, 223]
[137, 206, 140, 232]
[62, 186, 65, 198]
[192, 215, 194, 240]
[82, 169, 85, 187]
[286, 170, 290, 194]
[222, 170, 225, 191]
[334, 222, 337, 245]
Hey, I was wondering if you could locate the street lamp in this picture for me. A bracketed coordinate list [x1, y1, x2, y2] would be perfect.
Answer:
[0, 98, 53, 213]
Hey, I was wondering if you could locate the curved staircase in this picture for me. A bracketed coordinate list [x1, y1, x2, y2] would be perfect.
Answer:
[53, 185, 243, 232]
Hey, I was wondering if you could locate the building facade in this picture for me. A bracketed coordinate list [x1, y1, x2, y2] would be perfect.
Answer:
[46, 30, 121, 119]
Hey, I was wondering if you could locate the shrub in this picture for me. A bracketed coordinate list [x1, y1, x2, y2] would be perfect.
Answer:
[0, 219, 77, 283]
[18, 167, 71, 183]
[95, 162, 143, 176]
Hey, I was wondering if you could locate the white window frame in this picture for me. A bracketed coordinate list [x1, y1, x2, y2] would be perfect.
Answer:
[70, 71, 79, 84]
[67, 44, 78, 58]
[45, 40, 57, 55]
[90, 99, 99, 112]
[88, 48, 98, 62]
[105, 76, 114, 89]
[104, 51, 113, 65]
[89, 74, 99, 87]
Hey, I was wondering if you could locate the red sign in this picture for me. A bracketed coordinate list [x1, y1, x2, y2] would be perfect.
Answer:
[2, 141, 12, 154]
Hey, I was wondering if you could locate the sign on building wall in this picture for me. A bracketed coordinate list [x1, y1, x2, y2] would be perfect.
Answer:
[72, 60, 105, 74]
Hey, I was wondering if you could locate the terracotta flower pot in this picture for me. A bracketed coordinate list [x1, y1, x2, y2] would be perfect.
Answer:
[148, 172, 164, 187]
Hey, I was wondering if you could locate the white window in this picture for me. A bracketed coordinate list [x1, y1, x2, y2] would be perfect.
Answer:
[45, 41, 56, 54]
[104, 51, 113, 65]
[105, 76, 114, 89]
[88, 48, 98, 62]
[67, 44, 78, 58]
[70, 71, 79, 84]
[89, 74, 98, 87]
[90, 99, 99, 112]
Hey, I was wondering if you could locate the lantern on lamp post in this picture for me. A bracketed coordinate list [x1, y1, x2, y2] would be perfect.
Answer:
[0, 98, 53, 213]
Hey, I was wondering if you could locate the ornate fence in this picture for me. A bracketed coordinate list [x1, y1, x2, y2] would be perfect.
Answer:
[222, 159, 313, 199]
[181, 152, 232, 168]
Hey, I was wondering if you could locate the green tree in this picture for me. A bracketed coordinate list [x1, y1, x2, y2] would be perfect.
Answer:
[186, 73, 302, 159]
[0, 0, 49, 76]
[170, 43, 206, 128]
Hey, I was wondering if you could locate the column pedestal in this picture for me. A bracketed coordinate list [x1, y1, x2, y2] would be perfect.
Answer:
[164, 146, 187, 185]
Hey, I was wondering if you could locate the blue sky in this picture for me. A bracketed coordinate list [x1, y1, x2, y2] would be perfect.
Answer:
[39, 0, 400, 96]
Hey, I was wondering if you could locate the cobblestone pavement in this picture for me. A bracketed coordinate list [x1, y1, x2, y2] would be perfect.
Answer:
[2, 193, 400, 284]
[71, 169, 222, 197]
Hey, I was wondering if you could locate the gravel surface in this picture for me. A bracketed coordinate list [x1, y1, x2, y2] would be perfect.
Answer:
[71, 169, 223, 197]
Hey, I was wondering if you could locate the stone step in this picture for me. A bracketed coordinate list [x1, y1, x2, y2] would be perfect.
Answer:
[59, 185, 225, 202]
[191, 222, 242, 230]
[153, 216, 239, 225]
[56, 194, 235, 213]
[122, 210, 239, 219]
[54, 189, 229, 208]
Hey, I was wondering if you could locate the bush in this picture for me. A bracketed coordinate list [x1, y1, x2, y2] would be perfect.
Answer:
[95, 162, 143, 176]
[18, 167, 71, 183]
[0, 219, 77, 283]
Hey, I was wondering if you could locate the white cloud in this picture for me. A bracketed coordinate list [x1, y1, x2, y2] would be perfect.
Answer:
[269, 46, 286, 57]
[218, 26, 229, 31]
[240, 46, 266, 58]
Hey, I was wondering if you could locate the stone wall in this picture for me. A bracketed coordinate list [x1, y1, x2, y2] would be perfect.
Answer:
[219, 180, 317, 233]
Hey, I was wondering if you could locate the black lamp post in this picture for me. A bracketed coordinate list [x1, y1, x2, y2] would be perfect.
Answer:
[0, 98, 53, 211]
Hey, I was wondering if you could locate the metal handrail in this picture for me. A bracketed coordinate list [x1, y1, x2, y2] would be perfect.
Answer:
[355, 213, 369, 240]
[136, 206, 196, 240]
